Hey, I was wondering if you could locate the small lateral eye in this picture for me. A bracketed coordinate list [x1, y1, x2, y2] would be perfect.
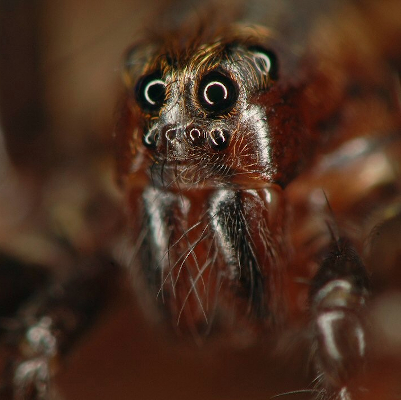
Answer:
[249, 47, 278, 80]
[208, 128, 230, 151]
[135, 72, 166, 111]
[198, 71, 238, 114]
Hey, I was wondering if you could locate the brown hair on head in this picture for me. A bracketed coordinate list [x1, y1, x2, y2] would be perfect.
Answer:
[124, 19, 275, 85]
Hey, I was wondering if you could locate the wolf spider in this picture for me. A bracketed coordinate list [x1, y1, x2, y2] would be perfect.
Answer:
[0, 0, 401, 399]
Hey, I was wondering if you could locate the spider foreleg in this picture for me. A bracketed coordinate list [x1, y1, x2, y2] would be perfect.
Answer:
[309, 239, 370, 399]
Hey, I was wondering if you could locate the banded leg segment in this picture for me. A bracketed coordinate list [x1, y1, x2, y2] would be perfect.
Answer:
[309, 238, 370, 398]
[0, 254, 121, 400]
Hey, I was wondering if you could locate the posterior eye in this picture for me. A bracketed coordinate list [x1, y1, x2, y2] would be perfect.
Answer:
[249, 47, 279, 81]
[135, 72, 166, 111]
[198, 71, 238, 114]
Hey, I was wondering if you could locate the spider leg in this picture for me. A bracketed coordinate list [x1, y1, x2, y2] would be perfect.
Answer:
[309, 238, 370, 399]
[0, 253, 121, 400]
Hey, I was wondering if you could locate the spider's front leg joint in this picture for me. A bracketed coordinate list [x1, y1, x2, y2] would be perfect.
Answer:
[13, 316, 59, 400]
[309, 239, 370, 398]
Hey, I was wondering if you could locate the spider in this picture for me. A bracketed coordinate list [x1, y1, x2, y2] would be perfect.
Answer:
[0, 0, 400, 399]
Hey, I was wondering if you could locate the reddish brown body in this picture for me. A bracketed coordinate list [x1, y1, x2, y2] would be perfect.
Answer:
[115, 1, 401, 398]
[0, 1, 401, 399]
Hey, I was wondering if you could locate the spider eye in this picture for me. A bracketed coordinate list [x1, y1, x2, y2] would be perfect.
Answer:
[249, 47, 279, 80]
[198, 71, 238, 114]
[135, 72, 166, 111]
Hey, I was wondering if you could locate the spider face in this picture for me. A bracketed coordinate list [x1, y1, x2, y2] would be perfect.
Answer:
[119, 32, 315, 189]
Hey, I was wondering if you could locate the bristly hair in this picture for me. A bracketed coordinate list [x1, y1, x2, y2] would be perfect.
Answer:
[141, 2, 273, 71]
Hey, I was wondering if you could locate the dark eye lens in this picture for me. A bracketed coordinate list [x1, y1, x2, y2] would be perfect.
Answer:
[198, 71, 238, 114]
[208, 128, 230, 151]
[136, 72, 166, 111]
[249, 47, 279, 81]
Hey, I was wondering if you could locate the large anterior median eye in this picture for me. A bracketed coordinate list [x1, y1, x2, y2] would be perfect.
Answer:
[135, 72, 166, 111]
[198, 71, 238, 115]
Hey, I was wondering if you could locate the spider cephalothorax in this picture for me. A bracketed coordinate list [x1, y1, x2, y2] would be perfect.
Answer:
[116, 25, 329, 189]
